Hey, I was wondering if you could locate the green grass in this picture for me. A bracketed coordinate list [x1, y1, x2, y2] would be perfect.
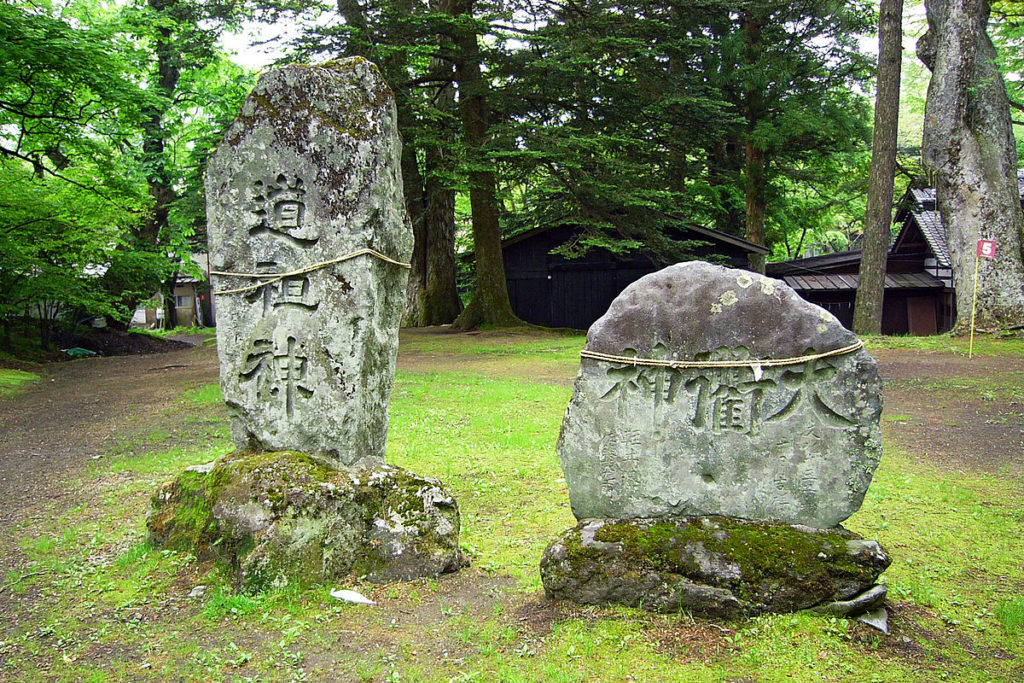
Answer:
[864, 332, 1024, 356]
[180, 382, 223, 408]
[399, 327, 585, 360]
[388, 370, 574, 585]
[0, 368, 39, 398]
[996, 597, 1024, 636]
[130, 325, 217, 340]
[2, 332, 1023, 681]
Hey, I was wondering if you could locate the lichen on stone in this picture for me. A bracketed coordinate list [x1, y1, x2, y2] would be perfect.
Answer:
[147, 451, 463, 591]
[539, 516, 890, 618]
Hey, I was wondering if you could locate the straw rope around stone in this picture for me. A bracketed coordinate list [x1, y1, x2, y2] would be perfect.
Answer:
[579, 340, 865, 373]
[211, 248, 412, 296]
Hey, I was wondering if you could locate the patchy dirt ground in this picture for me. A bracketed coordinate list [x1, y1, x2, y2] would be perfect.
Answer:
[871, 348, 1024, 475]
[0, 332, 1021, 680]
[1, 335, 1021, 543]
[0, 343, 219, 575]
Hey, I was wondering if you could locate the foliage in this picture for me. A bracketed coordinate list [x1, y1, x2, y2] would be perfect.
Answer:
[498, 0, 875, 261]
[287, 0, 876, 272]
[992, 0, 1024, 155]
[0, 2, 256, 347]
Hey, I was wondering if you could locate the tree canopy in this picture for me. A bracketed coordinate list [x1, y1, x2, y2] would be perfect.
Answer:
[0, 1, 255, 345]
[4, 0, 1024, 340]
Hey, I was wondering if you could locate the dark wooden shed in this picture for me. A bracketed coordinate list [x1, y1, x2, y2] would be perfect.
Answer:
[499, 222, 769, 330]
[767, 185, 962, 335]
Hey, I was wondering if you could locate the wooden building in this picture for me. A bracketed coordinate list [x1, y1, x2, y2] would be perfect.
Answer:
[767, 186, 958, 335]
[499, 223, 769, 329]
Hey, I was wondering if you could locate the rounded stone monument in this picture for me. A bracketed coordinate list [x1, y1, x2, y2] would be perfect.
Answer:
[542, 262, 890, 619]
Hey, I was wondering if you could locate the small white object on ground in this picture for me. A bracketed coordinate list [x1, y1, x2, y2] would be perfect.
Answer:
[857, 606, 889, 633]
[330, 589, 376, 605]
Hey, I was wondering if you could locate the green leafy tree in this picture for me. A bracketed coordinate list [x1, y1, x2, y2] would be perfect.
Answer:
[494, 1, 873, 269]
[0, 2, 155, 345]
[0, 1, 258, 343]
[294, 0, 465, 326]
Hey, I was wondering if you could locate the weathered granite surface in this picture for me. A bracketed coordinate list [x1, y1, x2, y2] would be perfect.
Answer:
[148, 452, 463, 589]
[206, 58, 411, 465]
[558, 262, 883, 528]
[539, 516, 890, 617]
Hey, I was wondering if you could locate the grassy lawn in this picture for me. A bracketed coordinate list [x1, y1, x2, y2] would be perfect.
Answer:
[1, 332, 1022, 681]
[130, 325, 219, 340]
[0, 368, 39, 399]
[863, 332, 1024, 356]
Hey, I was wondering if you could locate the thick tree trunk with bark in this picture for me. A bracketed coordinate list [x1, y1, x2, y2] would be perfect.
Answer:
[403, 54, 461, 326]
[742, 10, 768, 274]
[124, 5, 181, 328]
[919, 0, 1024, 331]
[854, 0, 904, 335]
[422, 142, 462, 323]
[744, 142, 767, 274]
[401, 142, 429, 326]
[139, 4, 180, 248]
[449, 0, 522, 329]
[707, 138, 746, 237]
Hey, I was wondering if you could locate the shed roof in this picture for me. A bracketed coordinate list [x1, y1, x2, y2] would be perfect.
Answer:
[765, 250, 862, 277]
[500, 219, 769, 254]
[907, 210, 950, 267]
[783, 272, 944, 292]
[893, 170, 1024, 269]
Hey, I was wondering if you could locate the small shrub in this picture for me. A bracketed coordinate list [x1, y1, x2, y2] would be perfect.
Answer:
[203, 588, 262, 620]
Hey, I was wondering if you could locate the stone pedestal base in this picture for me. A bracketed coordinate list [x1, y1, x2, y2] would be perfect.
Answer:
[539, 516, 889, 618]
[148, 451, 462, 590]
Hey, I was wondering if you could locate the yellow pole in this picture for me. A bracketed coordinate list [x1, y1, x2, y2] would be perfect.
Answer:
[969, 249, 981, 359]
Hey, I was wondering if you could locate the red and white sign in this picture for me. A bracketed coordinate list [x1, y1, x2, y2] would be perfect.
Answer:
[977, 239, 997, 259]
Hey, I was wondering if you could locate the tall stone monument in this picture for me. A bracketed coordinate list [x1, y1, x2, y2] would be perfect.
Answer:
[541, 262, 891, 621]
[205, 60, 410, 465]
[148, 60, 462, 589]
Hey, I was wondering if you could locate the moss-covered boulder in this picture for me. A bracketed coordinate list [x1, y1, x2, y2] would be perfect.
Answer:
[148, 451, 462, 590]
[539, 517, 889, 618]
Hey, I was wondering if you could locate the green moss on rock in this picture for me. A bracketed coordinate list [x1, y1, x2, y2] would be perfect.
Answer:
[540, 516, 889, 618]
[147, 451, 462, 591]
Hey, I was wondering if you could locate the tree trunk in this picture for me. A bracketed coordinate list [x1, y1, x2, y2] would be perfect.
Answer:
[138, 2, 180, 248]
[403, 48, 461, 326]
[423, 143, 462, 323]
[854, 0, 904, 335]
[401, 141, 429, 326]
[919, 0, 1024, 331]
[36, 302, 50, 350]
[742, 10, 768, 274]
[449, 0, 522, 329]
[707, 138, 746, 237]
[164, 272, 179, 330]
[744, 141, 768, 273]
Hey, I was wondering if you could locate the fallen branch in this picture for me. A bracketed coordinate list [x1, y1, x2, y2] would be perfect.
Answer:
[0, 570, 46, 594]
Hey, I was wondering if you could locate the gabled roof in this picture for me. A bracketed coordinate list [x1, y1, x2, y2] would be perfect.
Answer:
[499, 219, 769, 254]
[894, 208, 950, 267]
[783, 272, 944, 292]
[663, 218, 770, 255]
[893, 170, 1024, 268]
[765, 250, 862, 277]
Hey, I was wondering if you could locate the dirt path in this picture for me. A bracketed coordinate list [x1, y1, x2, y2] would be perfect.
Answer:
[871, 348, 1024, 475]
[0, 345, 219, 535]
[0, 340, 1019, 566]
